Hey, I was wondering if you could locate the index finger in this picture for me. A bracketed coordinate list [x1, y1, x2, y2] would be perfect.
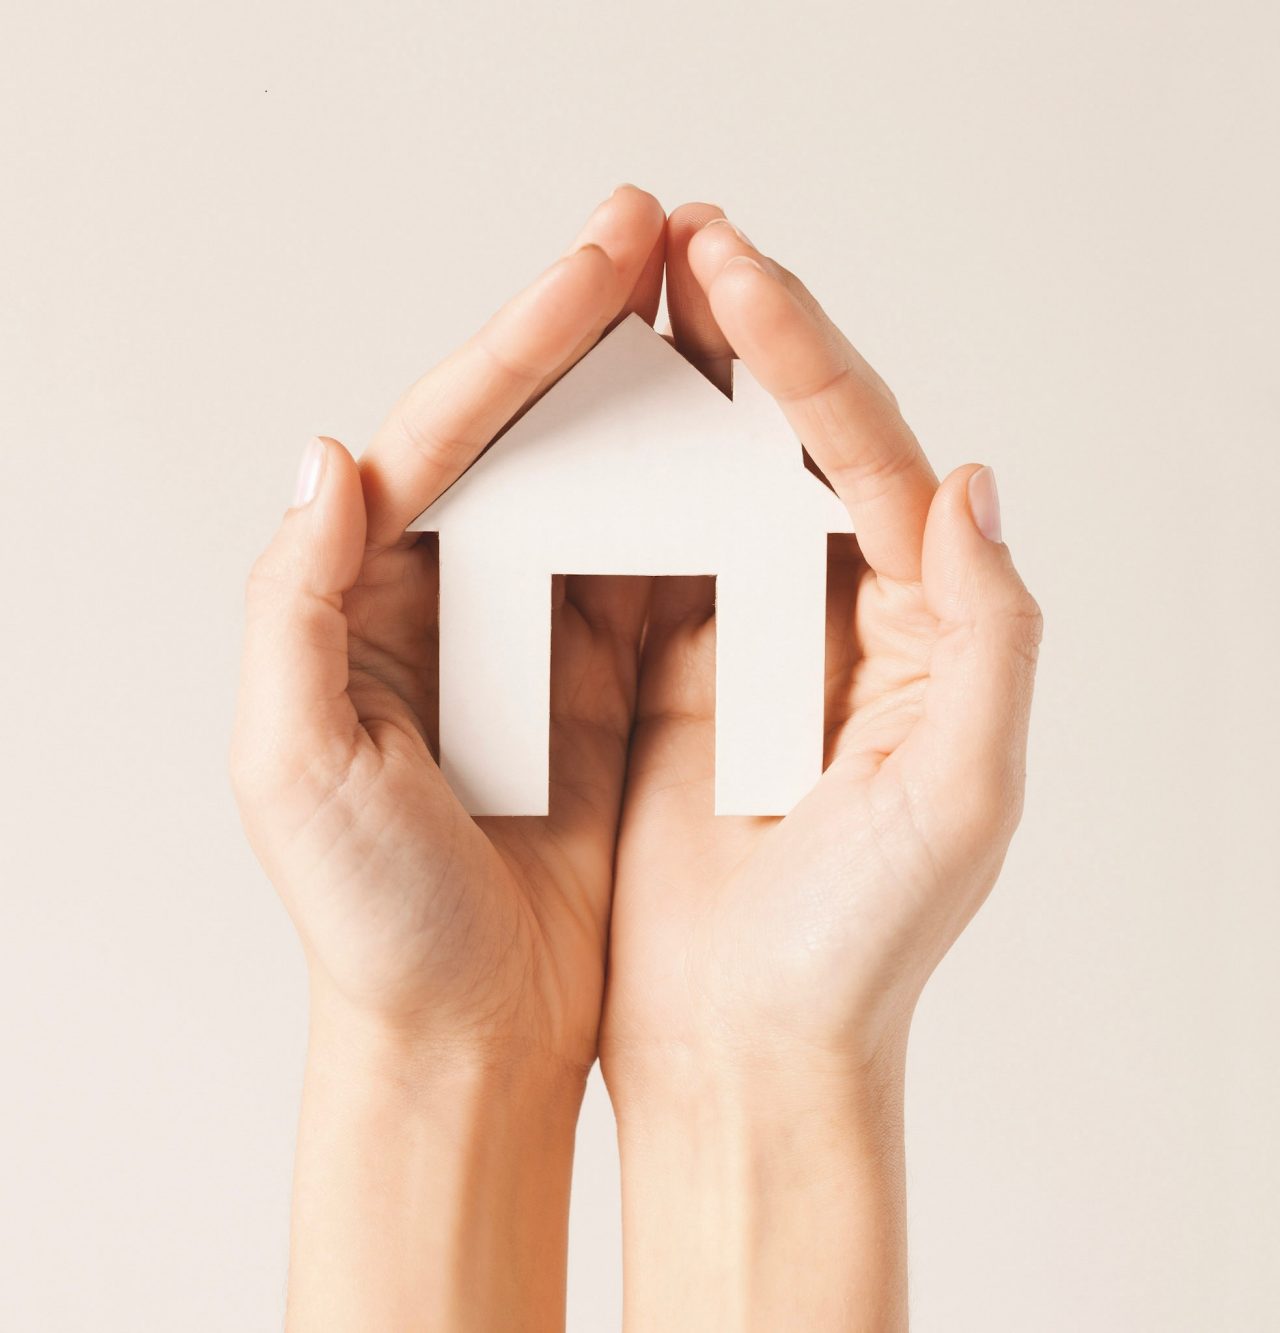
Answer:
[361, 187, 665, 548]
[686, 217, 938, 583]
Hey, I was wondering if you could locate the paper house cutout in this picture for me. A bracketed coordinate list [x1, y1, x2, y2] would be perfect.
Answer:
[408, 313, 853, 816]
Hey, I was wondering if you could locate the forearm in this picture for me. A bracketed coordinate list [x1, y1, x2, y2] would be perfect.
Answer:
[613, 1043, 909, 1332]
[287, 987, 585, 1332]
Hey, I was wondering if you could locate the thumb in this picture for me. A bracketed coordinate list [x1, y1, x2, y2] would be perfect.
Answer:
[897, 465, 1043, 851]
[232, 437, 368, 804]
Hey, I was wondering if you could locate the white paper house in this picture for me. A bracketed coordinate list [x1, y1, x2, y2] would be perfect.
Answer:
[408, 313, 853, 817]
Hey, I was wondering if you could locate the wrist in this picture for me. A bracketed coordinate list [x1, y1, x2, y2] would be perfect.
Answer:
[306, 976, 591, 1110]
[604, 1014, 911, 1123]
[610, 1038, 908, 1176]
[609, 1041, 910, 1332]
[288, 981, 585, 1332]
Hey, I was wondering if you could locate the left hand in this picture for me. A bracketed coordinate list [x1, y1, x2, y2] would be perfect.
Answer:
[230, 187, 668, 1331]
[232, 187, 665, 1080]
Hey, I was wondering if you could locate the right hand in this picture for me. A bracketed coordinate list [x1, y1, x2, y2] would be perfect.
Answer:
[605, 203, 1043, 1089]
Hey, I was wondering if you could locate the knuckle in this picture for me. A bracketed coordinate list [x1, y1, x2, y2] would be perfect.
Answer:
[992, 589, 1043, 667]
[1018, 589, 1044, 636]
[792, 384, 919, 497]
[844, 429, 920, 490]
[390, 404, 473, 478]
[1015, 599, 1044, 660]
[244, 551, 287, 606]
[475, 330, 548, 388]
[778, 358, 856, 408]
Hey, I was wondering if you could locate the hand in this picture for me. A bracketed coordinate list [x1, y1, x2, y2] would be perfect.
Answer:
[233, 184, 664, 1074]
[602, 205, 1042, 1328]
[231, 186, 665, 1331]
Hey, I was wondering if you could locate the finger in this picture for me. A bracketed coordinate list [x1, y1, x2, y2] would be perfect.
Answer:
[664, 201, 736, 392]
[233, 437, 369, 799]
[546, 590, 644, 826]
[564, 571, 653, 643]
[892, 465, 1043, 852]
[570, 184, 666, 328]
[361, 186, 666, 548]
[643, 202, 743, 629]
[686, 218, 938, 583]
[645, 200, 729, 625]
[628, 576, 718, 809]
[621, 578, 763, 877]
[563, 193, 666, 636]
[526, 185, 667, 412]
[626, 210, 667, 327]
[360, 243, 612, 548]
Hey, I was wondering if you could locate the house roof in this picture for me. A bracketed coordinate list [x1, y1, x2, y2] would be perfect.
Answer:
[407, 313, 851, 559]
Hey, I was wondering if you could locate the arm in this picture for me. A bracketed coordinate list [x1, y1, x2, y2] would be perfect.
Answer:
[606, 204, 1040, 1329]
[287, 995, 583, 1331]
[614, 1049, 908, 1330]
[231, 187, 668, 1330]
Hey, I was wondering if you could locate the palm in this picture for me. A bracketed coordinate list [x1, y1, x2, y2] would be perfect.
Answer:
[268, 532, 645, 1070]
[605, 554, 940, 1063]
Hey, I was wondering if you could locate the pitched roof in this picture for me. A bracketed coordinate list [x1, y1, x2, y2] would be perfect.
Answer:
[407, 313, 851, 546]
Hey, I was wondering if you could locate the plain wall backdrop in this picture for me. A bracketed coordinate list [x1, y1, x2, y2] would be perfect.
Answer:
[2, 1, 1277, 1328]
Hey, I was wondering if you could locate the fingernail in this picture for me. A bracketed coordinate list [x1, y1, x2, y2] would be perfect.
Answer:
[292, 437, 325, 508]
[704, 216, 755, 248]
[968, 466, 1003, 543]
[724, 254, 765, 275]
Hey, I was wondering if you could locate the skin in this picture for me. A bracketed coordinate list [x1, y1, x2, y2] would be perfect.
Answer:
[604, 207, 1042, 1328]
[231, 188, 1041, 1331]
[232, 186, 667, 1330]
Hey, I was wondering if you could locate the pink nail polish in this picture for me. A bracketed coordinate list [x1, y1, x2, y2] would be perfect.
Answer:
[968, 466, 1003, 543]
[292, 437, 325, 508]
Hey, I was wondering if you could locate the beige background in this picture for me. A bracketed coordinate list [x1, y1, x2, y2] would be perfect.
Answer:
[2, 1, 1277, 1328]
